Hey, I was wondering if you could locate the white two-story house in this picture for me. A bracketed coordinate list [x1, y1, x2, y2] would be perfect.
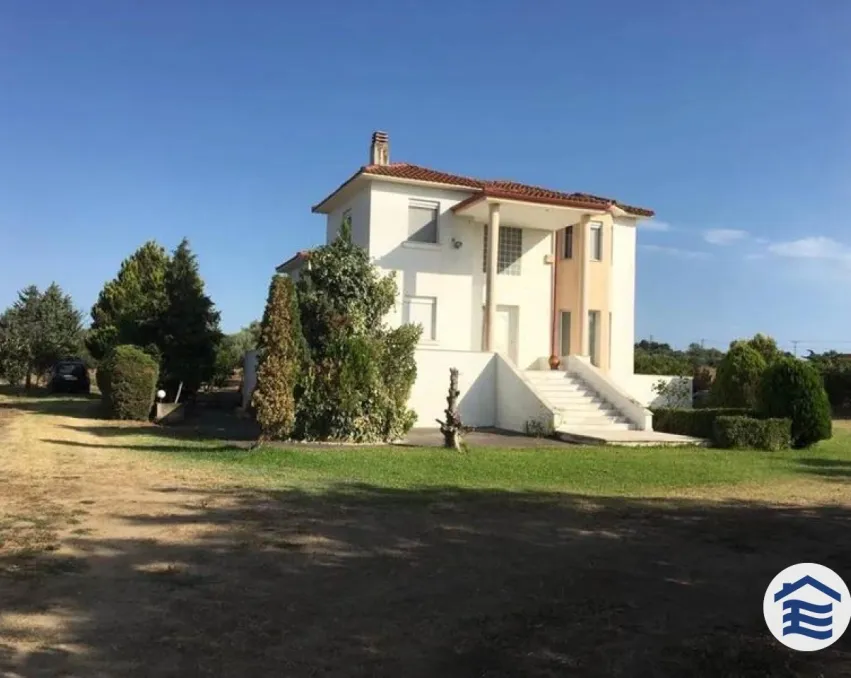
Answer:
[269, 132, 689, 442]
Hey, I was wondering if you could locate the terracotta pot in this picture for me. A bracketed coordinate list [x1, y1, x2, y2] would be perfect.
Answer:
[548, 355, 561, 370]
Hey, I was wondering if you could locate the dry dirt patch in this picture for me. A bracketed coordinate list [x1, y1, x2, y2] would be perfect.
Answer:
[1, 401, 850, 677]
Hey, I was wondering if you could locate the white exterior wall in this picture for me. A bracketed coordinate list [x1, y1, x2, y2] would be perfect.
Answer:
[494, 355, 556, 432]
[325, 189, 371, 249]
[609, 218, 637, 378]
[368, 182, 552, 369]
[409, 349, 496, 428]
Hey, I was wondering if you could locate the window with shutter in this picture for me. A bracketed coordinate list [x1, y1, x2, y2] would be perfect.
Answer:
[407, 202, 439, 243]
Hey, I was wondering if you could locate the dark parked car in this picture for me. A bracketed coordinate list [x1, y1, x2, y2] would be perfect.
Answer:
[49, 359, 91, 394]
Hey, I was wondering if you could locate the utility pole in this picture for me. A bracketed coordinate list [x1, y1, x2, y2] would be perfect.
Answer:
[791, 340, 800, 357]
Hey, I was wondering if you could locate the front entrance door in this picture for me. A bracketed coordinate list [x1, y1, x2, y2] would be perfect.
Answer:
[494, 305, 519, 364]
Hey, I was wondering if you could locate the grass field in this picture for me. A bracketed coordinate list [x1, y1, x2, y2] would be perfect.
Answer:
[2, 394, 851, 677]
[101, 421, 851, 497]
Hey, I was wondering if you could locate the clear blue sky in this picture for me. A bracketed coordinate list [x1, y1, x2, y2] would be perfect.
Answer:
[2, 1, 849, 354]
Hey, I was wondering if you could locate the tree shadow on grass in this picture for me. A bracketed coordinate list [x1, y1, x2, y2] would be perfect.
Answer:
[40, 438, 246, 456]
[2, 483, 850, 677]
[54, 409, 261, 444]
[795, 457, 851, 481]
[0, 394, 103, 419]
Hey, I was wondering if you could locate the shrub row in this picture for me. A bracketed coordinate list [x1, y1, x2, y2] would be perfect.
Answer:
[713, 416, 791, 451]
[652, 407, 793, 450]
[651, 407, 756, 439]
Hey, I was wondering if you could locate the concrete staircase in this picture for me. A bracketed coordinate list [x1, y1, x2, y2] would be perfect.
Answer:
[523, 370, 635, 436]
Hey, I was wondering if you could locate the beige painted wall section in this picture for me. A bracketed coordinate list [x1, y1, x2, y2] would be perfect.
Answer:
[554, 227, 582, 357]
[554, 214, 614, 371]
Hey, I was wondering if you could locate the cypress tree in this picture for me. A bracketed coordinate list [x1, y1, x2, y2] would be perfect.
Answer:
[252, 275, 305, 441]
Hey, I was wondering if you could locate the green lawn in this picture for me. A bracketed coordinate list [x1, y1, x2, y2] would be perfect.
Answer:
[127, 424, 851, 497]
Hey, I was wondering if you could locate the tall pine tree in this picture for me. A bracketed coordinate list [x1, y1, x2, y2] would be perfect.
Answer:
[159, 238, 222, 397]
[0, 284, 82, 388]
[87, 241, 170, 360]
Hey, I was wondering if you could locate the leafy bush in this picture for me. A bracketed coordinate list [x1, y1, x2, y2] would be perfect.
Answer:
[733, 333, 783, 365]
[295, 327, 420, 442]
[713, 416, 791, 451]
[807, 360, 851, 415]
[634, 350, 690, 376]
[375, 324, 420, 440]
[651, 377, 692, 407]
[760, 358, 832, 448]
[252, 275, 306, 441]
[692, 390, 713, 409]
[652, 407, 756, 439]
[294, 223, 419, 442]
[692, 366, 715, 393]
[95, 354, 113, 396]
[711, 343, 767, 408]
[102, 345, 159, 420]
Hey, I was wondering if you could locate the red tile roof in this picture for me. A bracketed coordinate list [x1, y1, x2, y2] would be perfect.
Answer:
[275, 250, 311, 272]
[312, 162, 654, 217]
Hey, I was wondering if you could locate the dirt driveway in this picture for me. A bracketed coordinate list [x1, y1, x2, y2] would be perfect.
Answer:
[1, 402, 851, 677]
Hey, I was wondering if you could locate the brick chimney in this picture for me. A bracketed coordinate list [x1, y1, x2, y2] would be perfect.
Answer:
[370, 131, 389, 166]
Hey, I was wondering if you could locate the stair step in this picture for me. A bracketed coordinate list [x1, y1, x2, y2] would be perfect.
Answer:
[552, 404, 628, 417]
[525, 370, 636, 431]
[531, 385, 592, 394]
[557, 422, 634, 432]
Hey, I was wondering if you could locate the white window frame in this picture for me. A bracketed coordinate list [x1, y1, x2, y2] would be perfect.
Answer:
[405, 199, 440, 247]
[588, 309, 601, 366]
[559, 310, 571, 357]
[590, 222, 603, 262]
[403, 295, 437, 343]
[483, 225, 523, 276]
[563, 225, 574, 259]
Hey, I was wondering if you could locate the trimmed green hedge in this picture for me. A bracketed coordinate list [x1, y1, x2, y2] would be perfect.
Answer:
[652, 407, 755, 439]
[760, 358, 832, 449]
[713, 415, 792, 451]
[102, 345, 159, 421]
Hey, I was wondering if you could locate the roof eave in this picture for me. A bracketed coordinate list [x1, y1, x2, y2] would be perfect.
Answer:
[311, 169, 369, 214]
[616, 205, 655, 218]
[452, 190, 615, 214]
[275, 251, 309, 274]
[361, 171, 480, 194]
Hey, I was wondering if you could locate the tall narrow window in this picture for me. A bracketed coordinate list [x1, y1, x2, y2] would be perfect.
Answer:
[403, 296, 437, 342]
[407, 201, 439, 243]
[590, 222, 603, 261]
[342, 208, 352, 230]
[483, 226, 523, 275]
[562, 225, 574, 259]
[559, 311, 571, 357]
[588, 310, 601, 367]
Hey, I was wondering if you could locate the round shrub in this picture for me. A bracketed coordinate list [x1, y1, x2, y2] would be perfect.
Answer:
[102, 345, 160, 421]
[711, 343, 766, 408]
[760, 357, 832, 448]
